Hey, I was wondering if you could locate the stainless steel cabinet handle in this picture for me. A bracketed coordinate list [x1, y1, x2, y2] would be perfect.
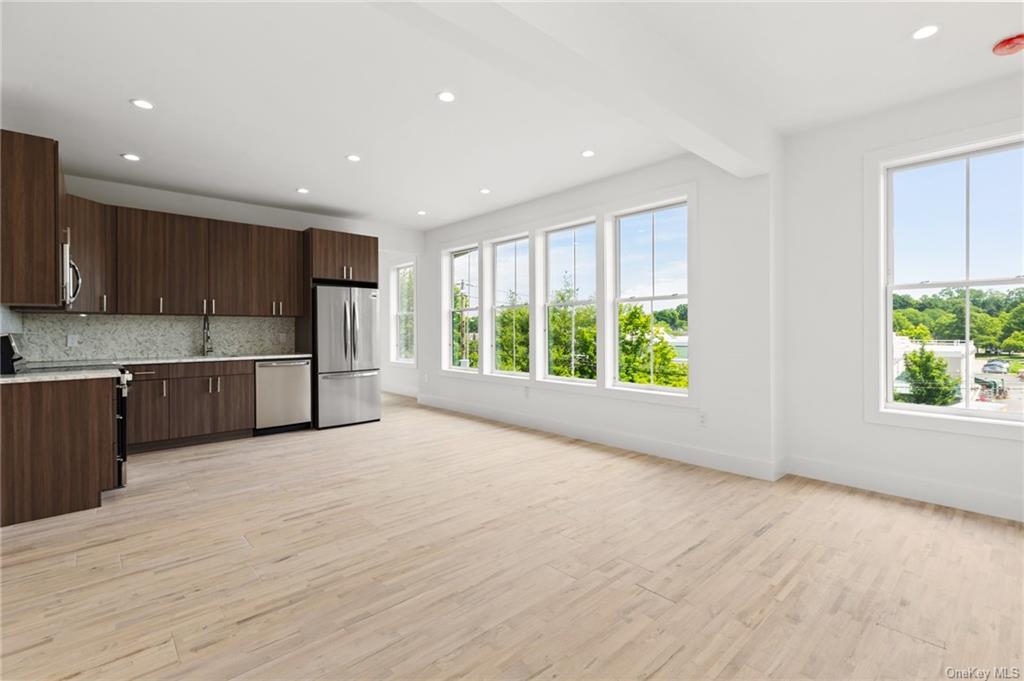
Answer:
[162, 379, 167, 397]
[272, 300, 277, 316]
[203, 298, 207, 315]
[278, 300, 283, 316]
[208, 377, 213, 393]
[159, 296, 164, 314]
[102, 294, 107, 312]
[216, 376, 221, 393]
[212, 299, 216, 315]
[134, 370, 156, 376]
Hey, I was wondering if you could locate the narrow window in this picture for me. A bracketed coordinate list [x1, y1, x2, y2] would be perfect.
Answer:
[888, 143, 1023, 420]
[615, 204, 689, 390]
[493, 237, 530, 374]
[449, 248, 479, 370]
[393, 264, 415, 363]
[546, 223, 597, 380]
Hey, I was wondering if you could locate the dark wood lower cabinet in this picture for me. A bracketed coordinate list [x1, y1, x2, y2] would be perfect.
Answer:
[127, 361, 254, 450]
[1, 378, 115, 526]
[126, 378, 169, 444]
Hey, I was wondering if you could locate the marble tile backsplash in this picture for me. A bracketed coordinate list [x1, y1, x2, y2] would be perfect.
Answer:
[17, 314, 294, 361]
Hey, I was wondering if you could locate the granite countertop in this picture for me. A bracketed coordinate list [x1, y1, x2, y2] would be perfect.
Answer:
[3, 353, 312, 384]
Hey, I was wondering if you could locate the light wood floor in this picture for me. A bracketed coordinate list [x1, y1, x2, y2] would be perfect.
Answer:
[1, 394, 1021, 681]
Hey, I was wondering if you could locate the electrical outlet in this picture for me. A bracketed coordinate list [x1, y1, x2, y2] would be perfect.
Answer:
[66, 334, 78, 348]
[423, 372, 430, 384]
[524, 385, 530, 398]
[698, 411, 708, 427]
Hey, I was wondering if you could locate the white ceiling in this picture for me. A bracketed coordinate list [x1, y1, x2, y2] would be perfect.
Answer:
[2, 2, 1021, 231]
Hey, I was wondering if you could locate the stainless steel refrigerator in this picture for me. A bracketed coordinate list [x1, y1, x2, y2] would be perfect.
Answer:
[313, 284, 380, 428]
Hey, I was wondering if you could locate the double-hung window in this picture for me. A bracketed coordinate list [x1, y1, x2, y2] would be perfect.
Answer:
[393, 263, 415, 363]
[493, 237, 530, 374]
[887, 142, 1023, 420]
[545, 223, 597, 380]
[449, 247, 479, 370]
[615, 203, 689, 390]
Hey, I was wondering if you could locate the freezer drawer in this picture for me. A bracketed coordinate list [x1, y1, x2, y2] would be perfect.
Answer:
[317, 370, 380, 428]
[256, 360, 311, 429]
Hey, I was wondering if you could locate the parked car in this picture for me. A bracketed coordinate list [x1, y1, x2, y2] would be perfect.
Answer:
[982, 360, 1009, 374]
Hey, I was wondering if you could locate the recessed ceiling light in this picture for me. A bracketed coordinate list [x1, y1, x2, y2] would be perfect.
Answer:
[130, 99, 154, 110]
[346, 154, 361, 162]
[296, 187, 310, 194]
[479, 188, 491, 195]
[121, 153, 141, 162]
[437, 91, 456, 103]
[417, 210, 427, 216]
[581, 149, 595, 158]
[912, 25, 939, 40]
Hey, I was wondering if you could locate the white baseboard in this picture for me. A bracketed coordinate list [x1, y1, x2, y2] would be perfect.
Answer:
[417, 393, 777, 481]
[785, 455, 1023, 522]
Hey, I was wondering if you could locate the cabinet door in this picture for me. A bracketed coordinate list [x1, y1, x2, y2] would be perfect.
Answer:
[214, 374, 254, 432]
[165, 214, 208, 315]
[307, 228, 346, 280]
[209, 220, 252, 316]
[126, 378, 169, 445]
[1, 130, 61, 307]
[65, 195, 116, 313]
[347, 234, 378, 285]
[117, 208, 166, 314]
[278, 228, 303, 317]
[250, 225, 277, 316]
[169, 376, 215, 439]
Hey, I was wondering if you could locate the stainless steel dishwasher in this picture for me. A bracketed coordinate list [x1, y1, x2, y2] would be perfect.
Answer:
[255, 359, 312, 431]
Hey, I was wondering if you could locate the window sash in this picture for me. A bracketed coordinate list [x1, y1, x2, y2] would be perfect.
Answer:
[614, 294, 688, 391]
[544, 302, 597, 382]
[395, 311, 415, 362]
[493, 303, 529, 375]
[884, 143, 1023, 422]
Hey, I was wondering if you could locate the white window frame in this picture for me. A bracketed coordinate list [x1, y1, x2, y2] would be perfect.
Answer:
[863, 119, 1024, 440]
[391, 263, 416, 365]
[445, 246, 480, 373]
[490, 235, 531, 377]
[613, 202, 689, 394]
[542, 221, 598, 384]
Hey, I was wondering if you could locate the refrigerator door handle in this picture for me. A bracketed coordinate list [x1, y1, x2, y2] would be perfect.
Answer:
[352, 299, 358, 359]
[343, 297, 350, 360]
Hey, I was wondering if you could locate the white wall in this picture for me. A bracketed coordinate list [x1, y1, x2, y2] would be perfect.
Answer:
[780, 75, 1024, 521]
[417, 154, 778, 479]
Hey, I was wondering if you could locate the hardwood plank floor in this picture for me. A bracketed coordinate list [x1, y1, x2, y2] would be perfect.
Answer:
[1, 394, 1021, 680]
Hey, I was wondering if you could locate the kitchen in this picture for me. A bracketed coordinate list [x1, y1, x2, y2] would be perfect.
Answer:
[1, 128, 386, 526]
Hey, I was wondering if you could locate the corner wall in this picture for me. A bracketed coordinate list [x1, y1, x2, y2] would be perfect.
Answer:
[780, 75, 1024, 520]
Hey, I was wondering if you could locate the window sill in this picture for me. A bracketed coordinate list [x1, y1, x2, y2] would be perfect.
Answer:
[389, 359, 417, 369]
[607, 383, 693, 407]
[869, 403, 1023, 441]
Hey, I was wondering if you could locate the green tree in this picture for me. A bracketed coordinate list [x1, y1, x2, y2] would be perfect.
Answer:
[450, 282, 478, 368]
[897, 347, 960, 406]
[495, 294, 529, 373]
[546, 275, 597, 379]
[618, 303, 688, 388]
[1000, 331, 1024, 354]
[902, 324, 932, 343]
[1002, 303, 1024, 340]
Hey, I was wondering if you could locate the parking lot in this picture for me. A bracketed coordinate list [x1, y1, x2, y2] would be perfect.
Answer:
[971, 357, 1024, 416]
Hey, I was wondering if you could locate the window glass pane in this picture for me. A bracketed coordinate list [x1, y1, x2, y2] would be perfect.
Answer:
[654, 205, 687, 296]
[515, 238, 530, 304]
[547, 229, 574, 303]
[891, 287, 965, 407]
[969, 146, 1024, 280]
[547, 304, 596, 379]
[969, 284, 1024, 417]
[619, 212, 652, 299]
[496, 305, 529, 373]
[397, 266, 414, 314]
[451, 310, 478, 369]
[397, 313, 415, 361]
[652, 299, 689, 388]
[618, 301, 652, 385]
[574, 224, 597, 301]
[892, 158, 966, 284]
[451, 249, 478, 310]
[495, 241, 517, 305]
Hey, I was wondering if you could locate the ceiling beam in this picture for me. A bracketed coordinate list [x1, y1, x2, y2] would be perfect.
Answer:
[375, 2, 775, 178]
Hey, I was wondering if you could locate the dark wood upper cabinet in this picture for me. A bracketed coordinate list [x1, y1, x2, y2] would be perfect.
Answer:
[117, 207, 167, 314]
[2, 378, 114, 526]
[65, 195, 116, 313]
[208, 220, 252, 316]
[1, 130, 62, 307]
[307, 228, 378, 285]
[251, 225, 303, 317]
[164, 213, 208, 315]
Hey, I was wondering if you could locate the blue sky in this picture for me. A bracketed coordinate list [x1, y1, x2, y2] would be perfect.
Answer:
[893, 145, 1023, 286]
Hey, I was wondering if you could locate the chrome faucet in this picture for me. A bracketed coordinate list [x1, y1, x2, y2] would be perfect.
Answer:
[202, 315, 213, 356]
